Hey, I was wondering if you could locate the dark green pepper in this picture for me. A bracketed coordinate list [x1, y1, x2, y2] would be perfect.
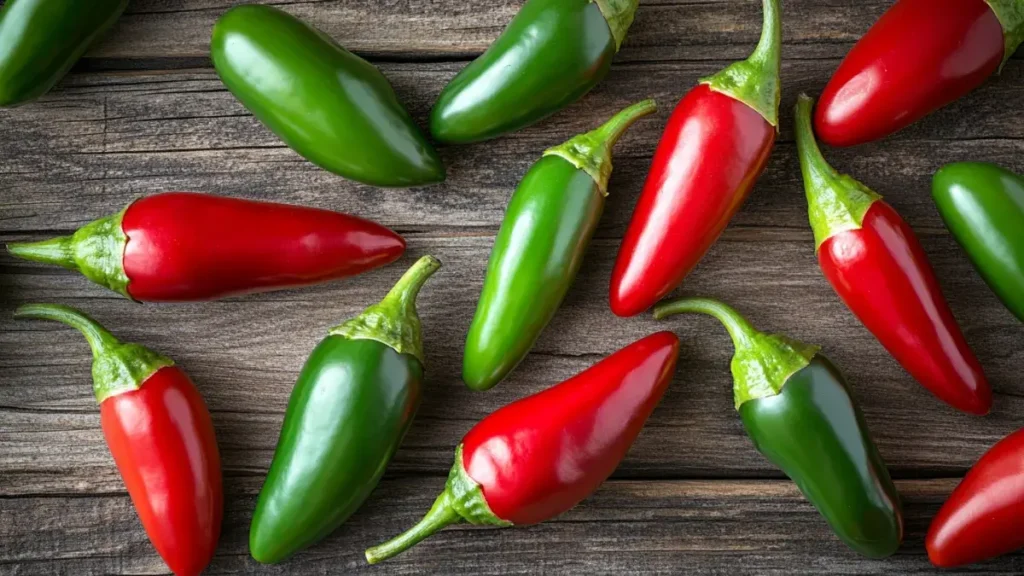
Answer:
[431, 0, 638, 144]
[0, 0, 127, 107]
[249, 256, 440, 564]
[655, 297, 903, 558]
[932, 162, 1024, 322]
[463, 99, 656, 391]
[211, 5, 445, 187]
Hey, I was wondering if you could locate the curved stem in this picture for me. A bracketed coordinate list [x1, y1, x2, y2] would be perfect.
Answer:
[592, 99, 658, 150]
[794, 94, 837, 190]
[14, 304, 119, 358]
[365, 491, 461, 564]
[7, 237, 78, 270]
[380, 255, 442, 313]
[653, 297, 757, 351]
[749, 0, 782, 77]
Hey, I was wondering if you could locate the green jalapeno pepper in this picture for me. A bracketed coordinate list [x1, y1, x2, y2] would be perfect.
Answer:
[932, 162, 1024, 322]
[211, 5, 445, 187]
[249, 256, 440, 564]
[430, 0, 639, 144]
[0, 0, 127, 107]
[463, 99, 656, 391]
[655, 297, 904, 558]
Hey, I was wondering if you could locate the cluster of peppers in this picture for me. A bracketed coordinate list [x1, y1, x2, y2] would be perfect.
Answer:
[3, 0, 1024, 571]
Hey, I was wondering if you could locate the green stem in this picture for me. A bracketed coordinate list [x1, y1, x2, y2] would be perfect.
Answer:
[794, 94, 881, 251]
[544, 99, 657, 195]
[7, 236, 78, 271]
[700, 0, 782, 126]
[365, 491, 461, 564]
[593, 0, 639, 51]
[330, 255, 441, 365]
[984, 0, 1024, 68]
[654, 297, 819, 409]
[14, 304, 172, 403]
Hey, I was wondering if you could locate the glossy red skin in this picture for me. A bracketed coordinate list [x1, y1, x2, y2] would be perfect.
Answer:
[461, 332, 679, 524]
[819, 201, 990, 414]
[927, 428, 1024, 567]
[815, 0, 1004, 147]
[611, 85, 775, 317]
[101, 366, 222, 576]
[122, 192, 405, 301]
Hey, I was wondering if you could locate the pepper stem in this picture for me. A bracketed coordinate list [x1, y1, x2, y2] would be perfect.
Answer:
[330, 255, 441, 365]
[365, 491, 461, 564]
[14, 304, 173, 403]
[7, 236, 78, 271]
[654, 297, 819, 409]
[593, 0, 639, 51]
[544, 99, 657, 195]
[794, 94, 881, 251]
[700, 0, 782, 127]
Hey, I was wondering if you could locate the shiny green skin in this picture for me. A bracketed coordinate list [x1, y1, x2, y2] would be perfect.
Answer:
[249, 336, 423, 564]
[932, 162, 1024, 322]
[430, 0, 615, 144]
[463, 156, 602, 390]
[0, 0, 127, 107]
[211, 5, 444, 187]
[740, 356, 903, 558]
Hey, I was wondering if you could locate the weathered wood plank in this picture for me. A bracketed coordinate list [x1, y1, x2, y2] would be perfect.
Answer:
[3, 478, 1022, 575]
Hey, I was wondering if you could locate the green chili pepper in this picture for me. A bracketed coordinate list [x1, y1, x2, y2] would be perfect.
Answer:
[211, 5, 445, 187]
[463, 99, 656, 391]
[0, 0, 127, 107]
[430, 0, 639, 144]
[932, 162, 1024, 322]
[655, 297, 903, 558]
[249, 256, 440, 564]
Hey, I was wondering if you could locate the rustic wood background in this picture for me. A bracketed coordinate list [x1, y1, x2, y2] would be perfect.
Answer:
[2, 0, 1023, 574]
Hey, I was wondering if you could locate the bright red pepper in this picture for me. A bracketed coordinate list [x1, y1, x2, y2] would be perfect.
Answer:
[815, 0, 1023, 147]
[14, 304, 223, 576]
[927, 427, 1024, 567]
[6, 192, 405, 301]
[795, 94, 990, 415]
[609, 0, 781, 317]
[364, 331, 680, 563]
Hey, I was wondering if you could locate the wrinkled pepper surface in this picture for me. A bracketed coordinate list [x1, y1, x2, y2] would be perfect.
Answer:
[212, 5, 445, 186]
[816, 0, 1024, 147]
[365, 331, 680, 563]
[933, 162, 1024, 322]
[0, 0, 127, 107]
[795, 94, 991, 415]
[430, 0, 638, 143]
[15, 304, 222, 576]
[6, 192, 405, 302]
[610, 0, 781, 317]
[250, 256, 440, 564]
[463, 99, 656, 391]
[655, 297, 903, 558]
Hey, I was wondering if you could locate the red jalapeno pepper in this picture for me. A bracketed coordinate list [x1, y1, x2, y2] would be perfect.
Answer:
[364, 332, 680, 564]
[14, 304, 223, 576]
[927, 427, 1024, 567]
[609, 0, 781, 317]
[815, 0, 1024, 147]
[795, 94, 991, 415]
[6, 192, 405, 302]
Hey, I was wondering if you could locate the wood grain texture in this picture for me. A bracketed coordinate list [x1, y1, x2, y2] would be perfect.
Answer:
[2, 0, 1024, 573]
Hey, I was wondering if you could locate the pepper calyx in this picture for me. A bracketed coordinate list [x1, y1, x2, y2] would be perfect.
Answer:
[14, 304, 173, 403]
[330, 255, 441, 365]
[592, 0, 639, 51]
[984, 0, 1024, 68]
[364, 444, 509, 564]
[700, 0, 782, 127]
[794, 94, 881, 251]
[7, 208, 132, 299]
[544, 99, 657, 195]
[654, 297, 819, 410]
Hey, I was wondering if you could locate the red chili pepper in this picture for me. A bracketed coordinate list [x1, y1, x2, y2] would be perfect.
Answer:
[14, 304, 222, 576]
[927, 427, 1024, 567]
[609, 0, 781, 317]
[6, 192, 405, 301]
[815, 0, 1023, 147]
[795, 94, 990, 415]
[364, 332, 680, 563]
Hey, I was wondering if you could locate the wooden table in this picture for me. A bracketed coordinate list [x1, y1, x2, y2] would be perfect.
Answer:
[2, 0, 1023, 573]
